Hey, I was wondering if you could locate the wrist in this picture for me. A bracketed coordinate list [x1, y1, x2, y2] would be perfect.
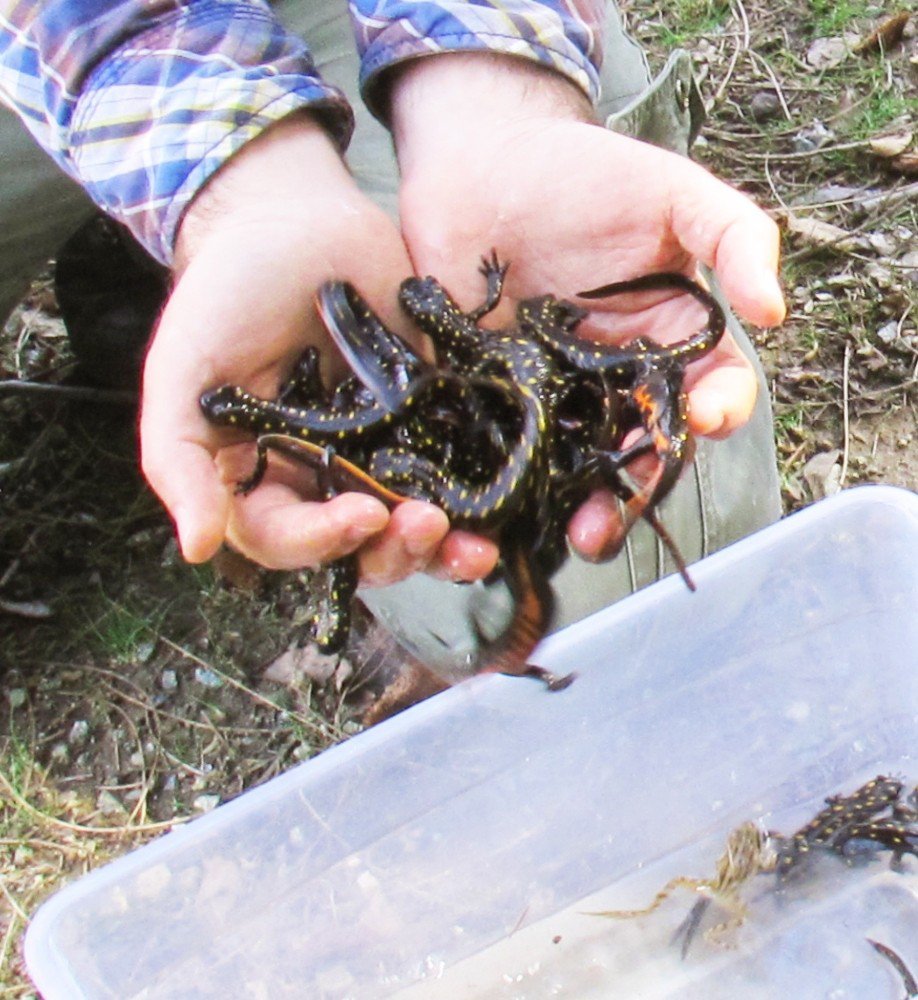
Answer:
[174, 113, 349, 271]
[390, 53, 595, 174]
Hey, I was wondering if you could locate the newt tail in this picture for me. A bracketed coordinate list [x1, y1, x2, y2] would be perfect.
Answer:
[473, 538, 573, 691]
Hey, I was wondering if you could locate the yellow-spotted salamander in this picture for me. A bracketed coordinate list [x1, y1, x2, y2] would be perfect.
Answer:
[776, 775, 918, 877]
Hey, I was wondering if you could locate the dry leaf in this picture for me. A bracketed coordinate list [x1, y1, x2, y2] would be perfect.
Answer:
[263, 644, 340, 685]
[781, 212, 858, 249]
[889, 152, 918, 176]
[853, 11, 910, 54]
[869, 131, 913, 158]
[867, 232, 898, 256]
[210, 547, 262, 592]
[805, 36, 851, 69]
[803, 450, 842, 499]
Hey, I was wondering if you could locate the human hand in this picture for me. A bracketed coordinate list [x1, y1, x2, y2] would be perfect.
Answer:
[140, 114, 500, 585]
[389, 54, 786, 560]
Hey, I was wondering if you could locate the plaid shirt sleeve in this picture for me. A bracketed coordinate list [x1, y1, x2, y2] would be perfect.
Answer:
[1, 2, 603, 267]
[349, 1, 606, 117]
[0, 1, 354, 265]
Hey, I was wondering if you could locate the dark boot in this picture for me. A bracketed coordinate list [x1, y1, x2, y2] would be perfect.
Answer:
[54, 214, 170, 389]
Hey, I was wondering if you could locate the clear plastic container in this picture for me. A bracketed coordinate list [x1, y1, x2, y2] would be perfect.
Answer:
[25, 485, 918, 999]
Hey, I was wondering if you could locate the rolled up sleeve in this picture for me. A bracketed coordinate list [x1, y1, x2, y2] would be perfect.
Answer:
[1, 1, 354, 265]
[349, 1, 606, 117]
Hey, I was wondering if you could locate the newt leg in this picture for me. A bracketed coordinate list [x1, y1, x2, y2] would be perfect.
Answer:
[469, 249, 510, 322]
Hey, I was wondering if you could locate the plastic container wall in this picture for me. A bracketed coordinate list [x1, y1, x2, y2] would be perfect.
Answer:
[24, 486, 918, 998]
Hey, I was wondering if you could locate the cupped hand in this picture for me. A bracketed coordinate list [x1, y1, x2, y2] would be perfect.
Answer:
[139, 114, 499, 584]
[390, 54, 786, 560]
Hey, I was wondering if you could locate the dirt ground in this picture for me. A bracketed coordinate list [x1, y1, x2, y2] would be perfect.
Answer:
[1, 1, 915, 994]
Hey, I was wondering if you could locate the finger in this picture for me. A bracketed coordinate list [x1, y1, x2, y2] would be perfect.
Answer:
[357, 500, 451, 586]
[359, 500, 501, 586]
[140, 330, 230, 562]
[566, 489, 627, 562]
[225, 486, 390, 571]
[713, 214, 786, 328]
[686, 357, 759, 438]
[429, 529, 501, 582]
[141, 430, 230, 563]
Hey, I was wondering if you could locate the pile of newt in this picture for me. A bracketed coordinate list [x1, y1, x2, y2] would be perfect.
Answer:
[200, 254, 724, 686]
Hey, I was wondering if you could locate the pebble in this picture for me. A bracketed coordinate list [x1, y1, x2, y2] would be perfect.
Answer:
[68, 719, 90, 744]
[194, 666, 222, 689]
[750, 91, 782, 122]
[193, 793, 221, 812]
[876, 321, 900, 344]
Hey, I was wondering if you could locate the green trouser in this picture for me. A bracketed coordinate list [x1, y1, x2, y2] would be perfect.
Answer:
[0, 3, 781, 677]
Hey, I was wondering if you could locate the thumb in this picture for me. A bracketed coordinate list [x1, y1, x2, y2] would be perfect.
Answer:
[669, 160, 786, 328]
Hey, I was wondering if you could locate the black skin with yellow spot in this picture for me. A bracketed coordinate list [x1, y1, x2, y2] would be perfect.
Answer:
[776, 775, 918, 878]
[565, 271, 725, 571]
[837, 819, 918, 864]
[312, 265, 566, 681]
[199, 291, 544, 657]
[199, 255, 724, 676]
[399, 254, 719, 585]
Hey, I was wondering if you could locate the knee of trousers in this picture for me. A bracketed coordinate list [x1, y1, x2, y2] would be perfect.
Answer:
[0, 105, 94, 325]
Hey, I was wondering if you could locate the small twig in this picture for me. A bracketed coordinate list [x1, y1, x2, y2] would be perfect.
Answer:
[0, 874, 29, 923]
[839, 342, 851, 487]
[712, 43, 743, 107]
[103, 698, 152, 827]
[0, 836, 92, 857]
[858, 180, 918, 215]
[0, 528, 42, 590]
[0, 379, 136, 404]
[779, 181, 913, 263]
[732, 0, 751, 49]
[779, 439, 809, 474]
[858, 377, 918, 402]
[159, 636, 338, 740]
[0, 597, 53, 619]
[710, 0, 748, 106]
[763, 157, 792, 216]
[736, 138, 872, 162]
[0, 886, 25, 988]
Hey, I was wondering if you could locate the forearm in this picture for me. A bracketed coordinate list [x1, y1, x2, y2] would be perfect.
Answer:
[0, 1, 353, 265]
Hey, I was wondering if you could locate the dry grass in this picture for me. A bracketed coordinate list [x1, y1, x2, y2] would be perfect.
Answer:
[2, 0, 916, 992]
[623, 0, 917, 503]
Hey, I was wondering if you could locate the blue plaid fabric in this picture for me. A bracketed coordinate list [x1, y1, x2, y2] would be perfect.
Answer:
[0, 2, 602, 264]
[351, 1, 604, 115]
